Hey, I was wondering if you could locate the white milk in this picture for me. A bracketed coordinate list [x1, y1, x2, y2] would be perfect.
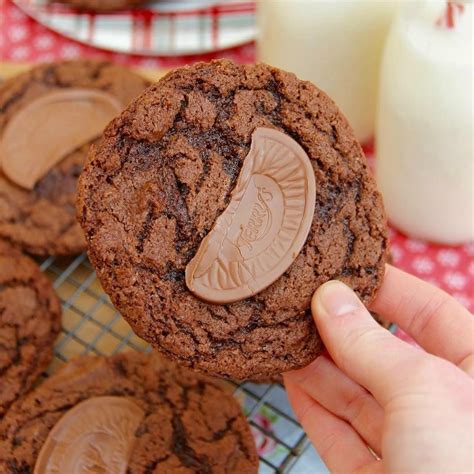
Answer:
[257, 0, 399, 144]
[376, 0, 473, 244]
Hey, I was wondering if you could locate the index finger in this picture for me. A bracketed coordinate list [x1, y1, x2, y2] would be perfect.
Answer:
[370, 265, 474, 367]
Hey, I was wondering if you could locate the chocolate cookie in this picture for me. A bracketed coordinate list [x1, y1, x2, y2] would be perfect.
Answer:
[0, 241, 61, 417]
[0, 60, 149, 256]
[55, 0, 150, 11]
[0, 352, 259, 473]
[77, 60, 388, 380]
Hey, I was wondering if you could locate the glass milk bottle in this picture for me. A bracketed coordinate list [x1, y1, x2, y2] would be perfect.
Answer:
[376, 0, 473, 244]
[257, 0, 399, 144]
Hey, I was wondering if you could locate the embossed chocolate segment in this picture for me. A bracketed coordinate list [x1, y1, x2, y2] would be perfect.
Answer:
[185, 127, 316, 304]
[34, 396, 144, 474]
[0, 89, 122, 190]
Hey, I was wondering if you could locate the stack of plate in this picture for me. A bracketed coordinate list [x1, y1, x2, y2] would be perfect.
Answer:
[13, 0, 256, 55]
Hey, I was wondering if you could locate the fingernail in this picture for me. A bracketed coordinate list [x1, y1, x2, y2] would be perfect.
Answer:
[313, 280, 361, 318]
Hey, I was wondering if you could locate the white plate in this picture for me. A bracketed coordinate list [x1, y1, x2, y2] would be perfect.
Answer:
[13, 0, 256, 56]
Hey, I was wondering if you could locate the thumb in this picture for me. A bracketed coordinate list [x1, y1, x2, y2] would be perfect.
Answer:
[312, 280, 424, 406]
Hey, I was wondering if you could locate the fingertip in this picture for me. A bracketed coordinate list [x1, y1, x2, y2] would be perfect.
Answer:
[309, 280, 405, 402]
[312, 280, 365, 325]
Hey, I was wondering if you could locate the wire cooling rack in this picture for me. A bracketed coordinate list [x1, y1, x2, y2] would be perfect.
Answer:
[38, 253, 325, 474]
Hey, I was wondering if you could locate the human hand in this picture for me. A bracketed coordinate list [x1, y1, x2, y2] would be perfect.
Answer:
[284, 265, 474, 473]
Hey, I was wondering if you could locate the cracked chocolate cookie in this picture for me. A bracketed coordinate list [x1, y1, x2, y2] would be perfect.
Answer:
[0, 241, 61, 417]
[77, 60, 388, 380]
[0, 352, 259, 473]
[0, 60, 149, 256]
[54, 0, 150, 10]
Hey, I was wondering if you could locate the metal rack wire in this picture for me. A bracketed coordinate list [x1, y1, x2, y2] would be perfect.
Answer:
[38, 253, 321, 473]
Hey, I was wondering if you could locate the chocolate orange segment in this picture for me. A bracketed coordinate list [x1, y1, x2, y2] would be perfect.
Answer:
[185, 127, 316, 304]
[0, 89, 122, 190]
[34, 396, 144, 474]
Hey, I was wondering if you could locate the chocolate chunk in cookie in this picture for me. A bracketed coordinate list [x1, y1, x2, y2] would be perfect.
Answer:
[0, 241, 61, 416]
[77, 60, 388, 380]
[0, 352, 259, 473]
[0, 60, 149, 256]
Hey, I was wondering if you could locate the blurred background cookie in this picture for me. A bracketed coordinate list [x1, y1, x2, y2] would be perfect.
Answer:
[0, 240, 61, 416]
[0, 60, 149, 256]
[0, 352, 259, 473]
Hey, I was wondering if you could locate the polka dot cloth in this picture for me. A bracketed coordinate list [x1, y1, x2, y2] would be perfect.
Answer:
[1, 1, 473, 320]
[391, 231, 473, 309]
